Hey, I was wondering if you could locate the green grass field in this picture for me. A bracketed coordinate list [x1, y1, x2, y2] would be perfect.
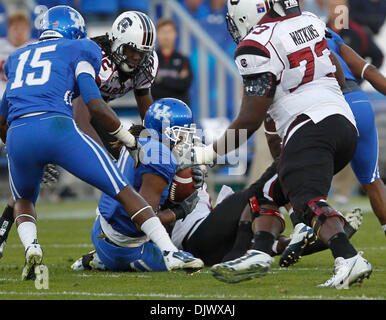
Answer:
[0, 198, 385, 300]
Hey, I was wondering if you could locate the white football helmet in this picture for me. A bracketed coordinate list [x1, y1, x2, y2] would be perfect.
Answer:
[226, 0, 299, 43]
[109, 11, 156, 73]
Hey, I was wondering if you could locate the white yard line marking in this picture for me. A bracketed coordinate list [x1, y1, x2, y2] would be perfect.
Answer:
[7, 243, 94, 248]
[0, 291, 383, 300]
[76, 274, 151, 279]
[37, 210, 96, 220]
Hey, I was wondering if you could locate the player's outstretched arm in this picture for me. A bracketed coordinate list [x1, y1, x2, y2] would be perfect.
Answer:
[73, 96, 105, 146]
[264, 116, 282, 160]
[134, 88, 153, 120]
[340, 44, 386, 95]
[190, 73, 275, 165]
[139, 172, 199, 225]
[77, 73, 136, 148]
[330, 51, 346, 89]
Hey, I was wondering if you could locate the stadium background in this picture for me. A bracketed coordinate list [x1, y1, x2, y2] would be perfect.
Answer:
[0, 0, 385, 205]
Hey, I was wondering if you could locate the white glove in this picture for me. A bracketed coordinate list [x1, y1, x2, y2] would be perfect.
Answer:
[173, 143, 218, 167]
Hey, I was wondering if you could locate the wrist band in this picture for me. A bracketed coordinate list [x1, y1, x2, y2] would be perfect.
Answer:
[15, 214, 36, 224]
[264, 128, 279, 135]
[109, 124, 123, 136]
[361, 63, 370, 79]
[131, 205, 152, 220]
[131, 205, 152, 221]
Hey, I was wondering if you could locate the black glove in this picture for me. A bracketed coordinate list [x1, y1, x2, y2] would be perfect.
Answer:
[41, 164, 60, 187]
[166, 190, 200, 220]
[191, 165, 208, 189]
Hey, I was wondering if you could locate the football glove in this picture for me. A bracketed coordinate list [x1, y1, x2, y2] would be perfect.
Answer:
[127, 139, 144, 168]
[165, 191, 200, 221]
[173, 142, 217, 168]
[41, 164, 60, 187]
[190, 165, 208, 189]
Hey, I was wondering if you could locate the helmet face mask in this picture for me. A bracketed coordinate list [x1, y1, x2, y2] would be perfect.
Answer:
[113, 43, 149, 73]
[164, 124, 197, 147]
[225, 13, 242, 44]
[144, 98, 195, 147]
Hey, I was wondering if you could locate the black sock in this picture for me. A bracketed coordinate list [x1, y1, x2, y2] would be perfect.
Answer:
[328, 232, 357, 259]
[302, 238, 328, 256]
[222, 221, 253, 262]
[343, 223, 356, 239]
[0, 205, 14, 243]
[252, 231, 275, 255]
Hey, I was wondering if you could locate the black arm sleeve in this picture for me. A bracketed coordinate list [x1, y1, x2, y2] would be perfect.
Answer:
[242, 72, 277, 98]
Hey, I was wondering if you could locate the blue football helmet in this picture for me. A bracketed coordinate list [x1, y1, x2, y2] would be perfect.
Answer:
[39, 5, 86, 40]
[144, 98, 196, 146]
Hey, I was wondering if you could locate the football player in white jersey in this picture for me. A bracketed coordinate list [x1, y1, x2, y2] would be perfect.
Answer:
[177, 0, 372, 288]
[74, 11, 159, 159]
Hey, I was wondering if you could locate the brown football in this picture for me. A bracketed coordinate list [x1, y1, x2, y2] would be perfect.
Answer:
[169, 168, 196, 202]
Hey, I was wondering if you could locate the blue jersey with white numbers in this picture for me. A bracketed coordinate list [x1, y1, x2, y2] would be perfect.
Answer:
[97, 137, 178, 237]
[326, 28, 356, 82]
[3, 38, 101, 124]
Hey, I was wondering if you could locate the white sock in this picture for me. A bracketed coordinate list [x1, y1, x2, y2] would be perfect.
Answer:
[140, 217, 178, 252]
[382, 224, 386, 234]
[17, 221, 38, 250]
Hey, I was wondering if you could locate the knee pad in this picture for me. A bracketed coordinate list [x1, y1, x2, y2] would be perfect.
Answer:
[305, 197, 345, 235]
[249, 196, 286, 232]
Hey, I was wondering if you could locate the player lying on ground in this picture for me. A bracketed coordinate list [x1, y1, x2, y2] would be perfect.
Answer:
[0, 10, 160, 258]
[0, 6, 202, 281]
[73, 123, 363, 271]
[177, 0, 372, 288]
[71, 98, 203, 272]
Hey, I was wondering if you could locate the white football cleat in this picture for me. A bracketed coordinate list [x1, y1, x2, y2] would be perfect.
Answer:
[163, 250, 204, 271]
[211, 250, 274, 283]
[71, 250, 106, 271]
[21, 244, 43, 280]
[318, 251, 372, 289]
[279, 223, 317, 267]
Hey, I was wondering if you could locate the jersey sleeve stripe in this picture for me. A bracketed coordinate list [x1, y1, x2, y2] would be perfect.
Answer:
[234, 40, 270, 60]
[75, 60, 96, 79]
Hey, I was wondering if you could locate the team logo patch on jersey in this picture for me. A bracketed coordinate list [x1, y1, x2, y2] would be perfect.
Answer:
[256, 3, 266, 13]
[240, 58, 248, 68]
[64, 90, 74, 106]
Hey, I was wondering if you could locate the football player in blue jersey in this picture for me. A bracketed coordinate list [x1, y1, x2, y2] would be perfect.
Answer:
[0, 6, 203, 280]
[71, 98, 204, 272]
